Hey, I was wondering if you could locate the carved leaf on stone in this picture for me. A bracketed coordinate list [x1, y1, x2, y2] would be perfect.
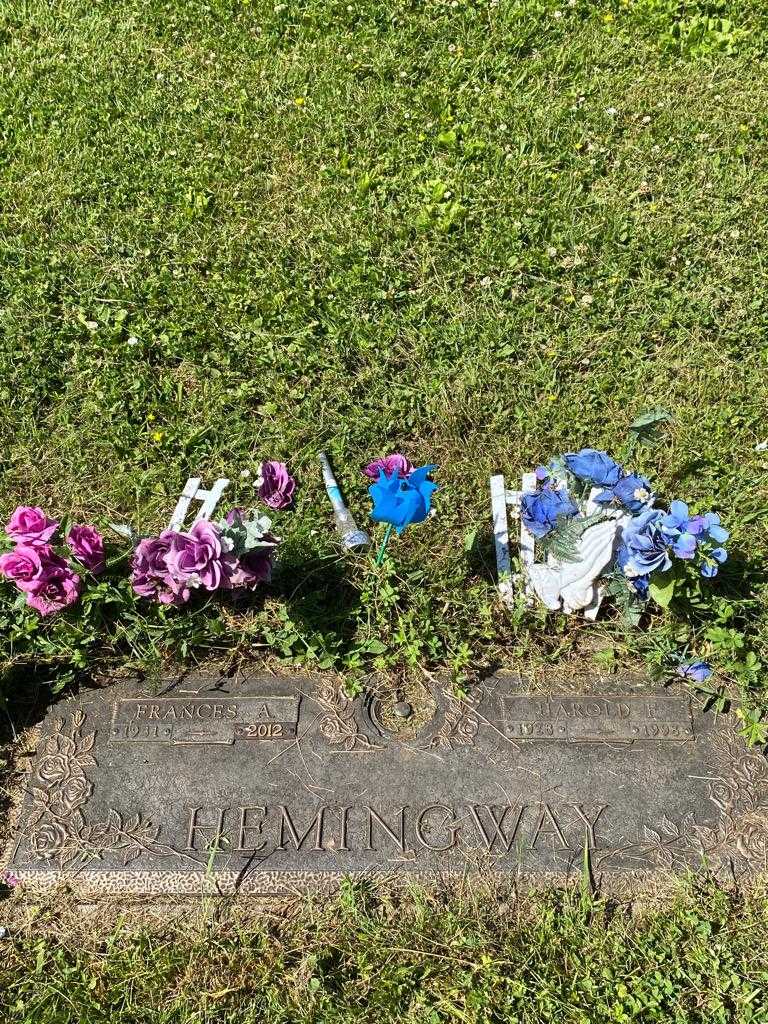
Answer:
[76, 731, 95, 755]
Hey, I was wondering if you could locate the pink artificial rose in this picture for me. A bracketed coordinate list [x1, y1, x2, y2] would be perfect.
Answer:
[25, 563, 82, 616]
[67, 524, 106, 575]
[258, 461, 296, 510]
[0, 543, 55, 593]
[165, 520, 235, 592]
[131, 531, 186, 605]
[229, 547, 276, 590]
[4, 506, 59, 546]
[363, 453, 413, 480]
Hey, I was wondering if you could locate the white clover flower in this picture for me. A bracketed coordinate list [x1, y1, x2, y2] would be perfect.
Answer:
[240, 469, 251, 479]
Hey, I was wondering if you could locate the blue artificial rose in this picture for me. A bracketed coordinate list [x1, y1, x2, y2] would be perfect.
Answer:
[520, 484, 578, 539]
[563, 449, 623, 488]
[620, 508, 672, 577]
[369, 465, 438, 534]
[597, 473, 654, 513]
[616, 543, 650, 597]
[677, 661, 712, 684]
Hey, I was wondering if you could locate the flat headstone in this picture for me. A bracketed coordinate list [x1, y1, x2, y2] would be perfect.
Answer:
[4, 672, 768, 895]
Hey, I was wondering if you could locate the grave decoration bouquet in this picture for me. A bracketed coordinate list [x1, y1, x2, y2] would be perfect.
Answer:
[365, 453, 438, 565]
[131, 509, 280, 606]
[0, 507, 107, 616]
[131, 459, 294, 606]
[520, 449, 728, 622]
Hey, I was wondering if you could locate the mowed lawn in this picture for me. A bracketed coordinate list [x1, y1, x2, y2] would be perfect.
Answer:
[2, 0, 768, 1018]
[2, 881, 768, 1022]
[0, 0, 767, 690]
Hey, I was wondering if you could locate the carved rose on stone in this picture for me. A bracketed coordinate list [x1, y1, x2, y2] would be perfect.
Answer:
[30, 821, 70, 860]
[48, 775, 93, 819]
[735, 813, 768, 862]
[732, 756, 766, 789]
[708, 780, 736, 812]
[37, 753, 72, 786]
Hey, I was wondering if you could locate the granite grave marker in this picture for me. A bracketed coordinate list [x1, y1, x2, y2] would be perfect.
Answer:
[4, 672, 767, 894]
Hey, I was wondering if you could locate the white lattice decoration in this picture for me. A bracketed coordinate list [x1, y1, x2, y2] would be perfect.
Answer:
[168, 477, 230, 531]
[490, 473, 626, 619]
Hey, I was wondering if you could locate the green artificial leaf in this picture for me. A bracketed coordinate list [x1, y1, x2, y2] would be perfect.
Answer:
[538, 511, 611, 564]
[627, 409, 673, 449]
[648, 569, 677, 608]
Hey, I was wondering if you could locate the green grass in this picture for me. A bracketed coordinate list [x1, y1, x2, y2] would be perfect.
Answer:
[2, 880, 768, 1022]
[2, 2, 768, 1014]
[0, 0, 767, 688]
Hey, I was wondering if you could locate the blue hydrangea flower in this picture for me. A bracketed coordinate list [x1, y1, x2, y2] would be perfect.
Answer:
[563, 449, 623, 488]
[369, 465, 438, 534]
[700, 546, 728, 578]
[677, 661, 712, 683]
[520, 484, 578, 539]
[620, 508, 672, 577]
[660, 500, 706, 559]
[702, 512, 729, 545]
[597, 473, 654, 513]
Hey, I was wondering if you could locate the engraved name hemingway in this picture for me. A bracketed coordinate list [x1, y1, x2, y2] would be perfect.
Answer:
[182, 802, 609, 855]
[501, 695, 694, 742]
[110, 696, 300, 745]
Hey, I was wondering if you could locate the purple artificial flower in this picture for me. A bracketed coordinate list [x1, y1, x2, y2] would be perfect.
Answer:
[619, 508, 672, 577]
[520, 483, 579, 539]
[258, 461, 297, 510]
[225, 508, 246, 527]
[4, 506, 59, 547]
[2, 870, 20, 888]
[563, 449, 623, 488]
[66, 524, 106, 575]
[364, 453, 414, 481]
[230, 547, 275, 589]
[0, 543, 54, 592]
[165, 521, 236, 593]
[131, 531, 186, 605]
[597, 473, 654, 513]
[25, 561, 82, 616]
[534, 465, 550, 482]
[677, 661, 712, 684]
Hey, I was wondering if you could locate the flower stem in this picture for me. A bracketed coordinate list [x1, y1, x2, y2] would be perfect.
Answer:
[375, 523, 394, 566]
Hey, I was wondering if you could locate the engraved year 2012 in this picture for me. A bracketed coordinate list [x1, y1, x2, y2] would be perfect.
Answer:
[241, 723, 284, 739]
